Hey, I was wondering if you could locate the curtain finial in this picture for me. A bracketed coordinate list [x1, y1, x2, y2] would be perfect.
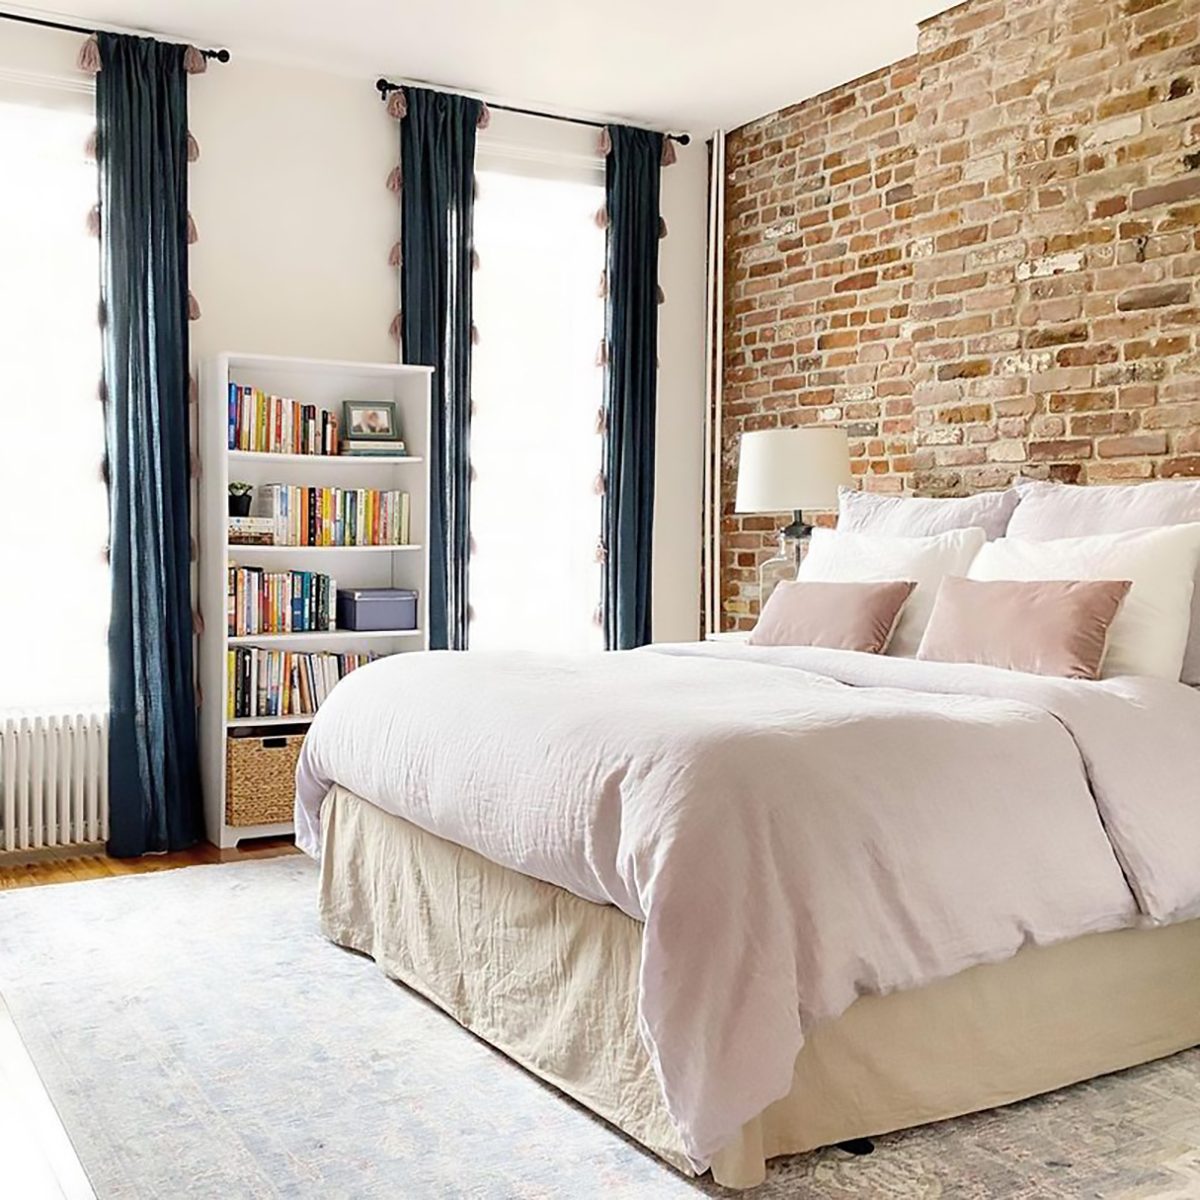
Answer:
[183, 46, 207, 74]
[386, 88, 408, 120]
[77, 35, 101, 75]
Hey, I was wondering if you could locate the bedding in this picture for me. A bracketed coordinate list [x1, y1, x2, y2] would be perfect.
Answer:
[916, 577, 1131, 679]
[747, 579, 915, 651]
[795, 526, 986, 656]
[837, 484, 1018, 540]
[295, 642, 1200, 1169]
[1010, 478, 1200, 684]
[968, 524, 1200, 680]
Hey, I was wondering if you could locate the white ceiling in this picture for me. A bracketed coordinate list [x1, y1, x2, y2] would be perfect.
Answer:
[10, 0, 954, 132]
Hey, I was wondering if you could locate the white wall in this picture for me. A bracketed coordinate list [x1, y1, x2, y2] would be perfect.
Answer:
[1, 27, 708, 642]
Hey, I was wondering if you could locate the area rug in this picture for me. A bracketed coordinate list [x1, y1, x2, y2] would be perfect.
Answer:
[1, 858, 1198, 1199]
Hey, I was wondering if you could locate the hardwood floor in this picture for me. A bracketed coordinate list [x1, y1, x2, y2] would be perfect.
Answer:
[0, 837, 301, 1196]
[0, 837, 300, 890]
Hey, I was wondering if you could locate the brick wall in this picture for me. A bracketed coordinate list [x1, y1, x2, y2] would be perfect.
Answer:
[719, 0, 1200, 628]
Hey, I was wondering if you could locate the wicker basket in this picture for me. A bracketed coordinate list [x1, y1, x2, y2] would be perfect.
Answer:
[225, 733, 305, 827]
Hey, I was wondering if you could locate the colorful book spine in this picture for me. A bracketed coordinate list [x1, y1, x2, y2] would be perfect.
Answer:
[225, 647, 377, 718]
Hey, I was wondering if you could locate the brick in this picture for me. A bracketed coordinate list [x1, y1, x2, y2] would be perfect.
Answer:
[1116, 283, 1192, 310]
[1161, 457, 1200, 477]
[1132, 177, 1200, 210]
[1097, 433, 1168, 457]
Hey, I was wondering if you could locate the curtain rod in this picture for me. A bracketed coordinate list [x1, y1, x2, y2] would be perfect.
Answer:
[0, 10, 231, 61]
[374, 78, 689, 145]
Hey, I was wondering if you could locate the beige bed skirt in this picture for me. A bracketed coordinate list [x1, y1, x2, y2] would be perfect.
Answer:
[318, 785, 1200, 1190]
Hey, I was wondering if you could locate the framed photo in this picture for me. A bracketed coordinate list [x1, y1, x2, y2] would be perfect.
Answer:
[342, 400, 399, 441]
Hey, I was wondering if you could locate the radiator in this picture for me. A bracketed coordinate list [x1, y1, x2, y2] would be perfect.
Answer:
[0, 710, 108, 852]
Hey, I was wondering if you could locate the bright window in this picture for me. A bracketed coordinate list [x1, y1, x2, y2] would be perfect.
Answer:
[0, 97, 106, 709]
[468, 165, 606, 653]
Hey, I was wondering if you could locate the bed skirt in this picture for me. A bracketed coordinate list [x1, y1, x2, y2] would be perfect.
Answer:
[317, 785, 1200, 1189]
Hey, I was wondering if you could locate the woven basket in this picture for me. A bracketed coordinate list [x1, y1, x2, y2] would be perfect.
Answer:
[225, 733, 305, 827]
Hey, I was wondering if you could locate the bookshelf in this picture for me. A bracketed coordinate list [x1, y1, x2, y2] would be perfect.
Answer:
[198, 353, 432, 849]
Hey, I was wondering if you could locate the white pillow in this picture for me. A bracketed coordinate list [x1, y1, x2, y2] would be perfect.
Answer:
[797, 527, 987, 657]
[968, 524, 1200, 680]
[838, 486, 1018, 541]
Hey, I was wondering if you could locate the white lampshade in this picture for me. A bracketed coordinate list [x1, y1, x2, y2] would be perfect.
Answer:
[735, 428, 852, 514]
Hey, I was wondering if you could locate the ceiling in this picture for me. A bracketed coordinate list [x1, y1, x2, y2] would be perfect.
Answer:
[9, 0, 954, 131]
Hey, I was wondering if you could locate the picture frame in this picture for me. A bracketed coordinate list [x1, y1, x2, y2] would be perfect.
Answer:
[342, 400, 399, 441]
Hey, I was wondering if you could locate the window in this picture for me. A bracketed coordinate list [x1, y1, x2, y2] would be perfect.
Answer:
[468, 162, 606, 653]
[0, 95, 106, 709]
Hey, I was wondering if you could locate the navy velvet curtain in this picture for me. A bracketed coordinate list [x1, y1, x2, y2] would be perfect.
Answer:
[602, 126, 663, 650]
[399, 87, 481, 651]
[98, 32, 203, 856]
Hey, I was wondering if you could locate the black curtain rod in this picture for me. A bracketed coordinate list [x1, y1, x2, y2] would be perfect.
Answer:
[0, 9, 231, 60]
[375, 78, 689, 145]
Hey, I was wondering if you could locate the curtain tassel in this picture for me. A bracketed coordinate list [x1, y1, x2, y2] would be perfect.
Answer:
[187, 292, 201, 321]
[593, 205, 609, 230]
[189, 373, 199, 405]
[192, 609, 205, 636]
[477, 103, 491, 130]
[659, 215, 668, 239]
[471, 248, 480, 271]
[386, 165, 403, 193]
[593, 603, 604, 627]
[388, 241, 402, 267]
[661, 139, 677, 167]
[98, 377, 108, 406]
[183, 46, 208, 74]
[386, 88, 408, 120]
[597, 127, 612, 156]
[186, 131, 200, 163]
[597, 270, 608, 299]
[99, 455, 109, 485]
[657, 284, 666, 305]
[389, 311, 403, 342]
[595, 339, 609, 367]
[86, 205, 101, 238]
[594, 407, 607, 435]
[84, 129, 99, 161]
[594, 539, 608, 565]
[593, 472, 606, 496]
[186, 212, 198, 245]
[76, 35, 101, 75]
[471, 323, 480, 346]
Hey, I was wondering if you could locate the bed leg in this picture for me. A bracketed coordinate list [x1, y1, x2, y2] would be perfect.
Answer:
[836, 1138, 875, 1156]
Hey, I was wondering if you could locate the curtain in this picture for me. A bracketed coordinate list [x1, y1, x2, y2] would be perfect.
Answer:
[399, 87, 481, 651]
[602, 126, 663, 650]
[98, 32, 202, 856]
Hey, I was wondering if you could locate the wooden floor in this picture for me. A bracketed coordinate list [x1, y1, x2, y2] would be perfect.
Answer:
[0, 837, 300, 890]
[0, 837, 300, 1196]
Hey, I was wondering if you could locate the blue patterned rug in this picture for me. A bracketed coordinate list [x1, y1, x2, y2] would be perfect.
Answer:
[1, 857, 1197, 1198]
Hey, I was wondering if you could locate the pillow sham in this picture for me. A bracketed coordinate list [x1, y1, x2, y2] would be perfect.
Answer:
[837, 486, 1018, 541]
[749, 580, 917, 653]
[916, 577, 1132, 680]
[797, 526, 987, 657]
[1009, 478, 1200, 684]
[967, 524, 1200, 680]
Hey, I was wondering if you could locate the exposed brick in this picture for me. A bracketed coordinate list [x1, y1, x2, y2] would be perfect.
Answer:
[1116, 283, 1192, 310]
[1132, 177, 1200, 210]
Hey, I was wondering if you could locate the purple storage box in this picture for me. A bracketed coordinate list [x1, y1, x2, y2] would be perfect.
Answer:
[336, 588, 418, 632]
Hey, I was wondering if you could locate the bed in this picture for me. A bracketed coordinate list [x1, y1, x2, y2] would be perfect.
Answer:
[295, 639, 1200, 1188]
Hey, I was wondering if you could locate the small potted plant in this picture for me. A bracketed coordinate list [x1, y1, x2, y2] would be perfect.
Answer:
[228, 481, 253, 517]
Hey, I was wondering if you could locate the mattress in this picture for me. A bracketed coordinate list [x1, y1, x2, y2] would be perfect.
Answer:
[318, 784, 1200, 1190]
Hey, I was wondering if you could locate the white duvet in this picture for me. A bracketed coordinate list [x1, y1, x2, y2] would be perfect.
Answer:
[295, 643, 1200, 1168]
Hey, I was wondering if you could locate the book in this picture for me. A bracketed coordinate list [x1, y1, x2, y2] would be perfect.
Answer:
[340, 438, 407, 457]
[225, 646, 378, 719]
[259, 484, 411, 547]
[227, 382, 339, 456]
[226, 566, 339, 636]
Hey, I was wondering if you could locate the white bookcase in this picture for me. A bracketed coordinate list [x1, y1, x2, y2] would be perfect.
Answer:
[198, 353, 432, 848]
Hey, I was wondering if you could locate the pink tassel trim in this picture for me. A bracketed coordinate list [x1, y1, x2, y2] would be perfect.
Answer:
[657, 284, 666, 305]
[386, 89, 408, 120]
[597, 127, 612, 156]
[594, 407, 607, 435]
[594, 205, 609, 230]
[98, 377, 108, 405]
[388, 241, 402, 268]
[597, 270, 608, 299]
[101, 544, 110, 564]
[473, 176, 480, 201]
[189, 374, 198, 404]
[470, 323, 480, 346]
[593, 603, 604, 627]
[187, 292, 201, 320]
[186, 131, 200, 163]
[192, 608, 205, 635]
[84, 129, 98, 161]
[661, 139, 677, 167]
[469, 463, 478, 483]
[471, 248, 480, 271]
[593, 472, 606, 497]
[77, 36, 101, 75]
[99, 456, 109, 485]
[183, 46, 207, 74]
[659, 215, 668, 239]
[595, 339, 609, 367]
[386, 165, 403, 193]
[186, 212, 198, 245]
[594, 539, 608, 565]
[86, 206, 101, 238]
[477, 103, 491, 130]
[389, 312, 403, 342]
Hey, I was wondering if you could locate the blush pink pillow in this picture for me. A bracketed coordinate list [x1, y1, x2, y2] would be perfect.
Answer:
[916, 577, 1132, 679]
[749, 580, 916, 653]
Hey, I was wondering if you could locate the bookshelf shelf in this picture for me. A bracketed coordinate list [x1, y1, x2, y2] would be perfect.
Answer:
[199, 352, 432, 850]
[228, 629, 423, 646]
[229, 450, 424, 465]
[227, 543, 424, 554]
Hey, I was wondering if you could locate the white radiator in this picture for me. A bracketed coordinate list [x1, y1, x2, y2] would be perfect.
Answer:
[0, 710, 108, 852]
